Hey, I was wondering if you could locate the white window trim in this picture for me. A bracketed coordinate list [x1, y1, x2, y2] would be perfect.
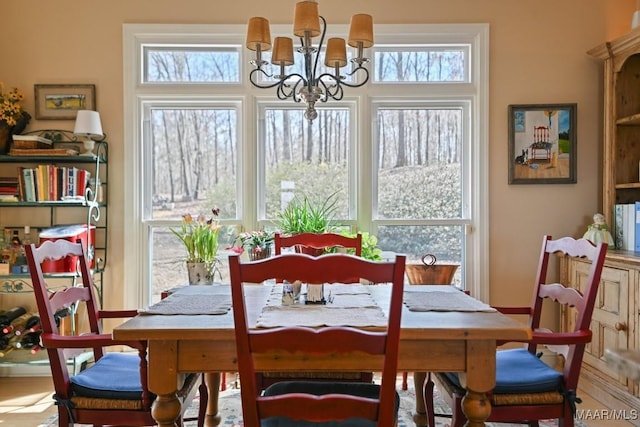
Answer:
[123, 23, 489, 308]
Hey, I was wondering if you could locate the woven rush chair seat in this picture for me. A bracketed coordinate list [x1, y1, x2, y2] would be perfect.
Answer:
[67, 352, 200, 410]
[436, 347, 566, 412]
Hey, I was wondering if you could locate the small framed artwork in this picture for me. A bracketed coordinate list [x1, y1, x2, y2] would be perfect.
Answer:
[508, 103, 577, 184]
[34, 84, 96, 120]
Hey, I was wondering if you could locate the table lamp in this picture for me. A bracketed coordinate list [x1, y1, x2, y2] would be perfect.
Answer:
[73, 110, 103, 157]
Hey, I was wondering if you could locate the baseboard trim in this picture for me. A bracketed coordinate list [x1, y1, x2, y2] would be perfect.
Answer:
[580, 366, 640, 427]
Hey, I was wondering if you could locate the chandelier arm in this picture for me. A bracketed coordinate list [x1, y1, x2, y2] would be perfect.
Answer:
[249, 68, 287, 90]
[330, 66, 371, 89]
[275, 75, 307, 101]
[311, 16, 328, 87]
[290, 77, 309, 103]
[316, 75, 343, 102]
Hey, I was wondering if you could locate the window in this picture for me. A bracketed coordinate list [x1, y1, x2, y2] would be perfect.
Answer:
[123, 23, 489, 307]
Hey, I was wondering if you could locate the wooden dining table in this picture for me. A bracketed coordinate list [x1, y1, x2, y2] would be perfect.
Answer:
[113, 284, 531, 427]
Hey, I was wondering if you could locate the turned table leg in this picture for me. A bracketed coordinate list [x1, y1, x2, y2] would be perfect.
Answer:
[203, 373, 222, 427]
[411, 371, 429, 426]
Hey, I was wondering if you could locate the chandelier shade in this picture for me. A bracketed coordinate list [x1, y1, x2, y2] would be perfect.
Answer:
[348, 14, 374, 48]
[293, 1, 321, 38]
[246, 1, 374, 122]
[272, 37, 294, 66]
[246, 17, 272, 51]
[325, 38, 347, 68]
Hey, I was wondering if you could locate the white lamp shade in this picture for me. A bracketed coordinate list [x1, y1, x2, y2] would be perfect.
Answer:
[74, 110, 103, 138]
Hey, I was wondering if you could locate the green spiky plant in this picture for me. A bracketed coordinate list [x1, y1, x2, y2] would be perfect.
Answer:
[276, 192, 339, 235]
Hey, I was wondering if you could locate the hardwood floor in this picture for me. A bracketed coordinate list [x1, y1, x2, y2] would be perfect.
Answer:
[0, 374, 637, 427]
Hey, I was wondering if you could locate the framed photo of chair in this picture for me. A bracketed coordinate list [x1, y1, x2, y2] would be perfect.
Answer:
[508, 103, 577, 184]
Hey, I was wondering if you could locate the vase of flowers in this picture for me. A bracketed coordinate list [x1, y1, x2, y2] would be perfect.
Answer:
[231, 230, 274, 261]
[0, 84, 30, 154]
[171, 208, 222, 285]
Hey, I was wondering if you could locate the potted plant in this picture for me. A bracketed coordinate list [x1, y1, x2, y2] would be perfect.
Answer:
[0, 84, 30, 154]
[276, 192, 339, 235]
[170, 208, 222, 285]
[230, 230, 275, 261]
[275, 192, 339, 255]
[339, 231, 383, 261]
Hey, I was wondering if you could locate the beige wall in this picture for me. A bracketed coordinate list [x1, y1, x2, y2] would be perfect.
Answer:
[1, 0, 636, 312]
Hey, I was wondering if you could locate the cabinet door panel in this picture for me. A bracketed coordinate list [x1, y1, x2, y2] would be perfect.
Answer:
[570, 260, 629, 386]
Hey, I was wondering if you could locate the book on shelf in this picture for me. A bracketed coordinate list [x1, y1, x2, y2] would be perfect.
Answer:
[613, 203, 640, 252]
[14, 165, 91, 202]
[23, 168, 35, 202]
[636, 202, 640, 253]
[0, 176, 19, 199]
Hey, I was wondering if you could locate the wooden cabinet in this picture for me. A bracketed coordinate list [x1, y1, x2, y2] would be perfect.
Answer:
[561, 254, 640, 415]
[588, 29, 640, 226]
[560, 29, 640, 416]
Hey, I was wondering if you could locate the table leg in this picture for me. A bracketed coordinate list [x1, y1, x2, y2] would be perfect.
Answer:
[149, 340, 181, 427]
[457, 340, 496, 427]
[411, 371, 428, 426]
[461, 389, 491, 427]
[203, 372, 222, 427]
[152, 393, 182, 427]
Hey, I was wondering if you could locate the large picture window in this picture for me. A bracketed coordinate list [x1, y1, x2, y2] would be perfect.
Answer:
[124, 23, 488, 306]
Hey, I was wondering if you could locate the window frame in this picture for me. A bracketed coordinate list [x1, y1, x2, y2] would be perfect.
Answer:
[123, 23, 489, 308]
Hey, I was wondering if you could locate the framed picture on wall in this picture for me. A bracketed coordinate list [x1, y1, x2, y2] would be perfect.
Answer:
[508, 103, 577, 184]
[34, 84, 96, 120]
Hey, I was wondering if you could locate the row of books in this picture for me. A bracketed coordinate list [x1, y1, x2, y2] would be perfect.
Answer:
[0, 177, 19, 202]
[16, 165, 91, 203]
[614, 203, 640, 251]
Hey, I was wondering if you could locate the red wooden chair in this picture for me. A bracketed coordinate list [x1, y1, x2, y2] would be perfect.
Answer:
[229, 252, 406, 426]
[257, 232, 370, 391]
[424, 235, 608, 427]
[25, 239, 203, 427]
[274, 232, 362, 259]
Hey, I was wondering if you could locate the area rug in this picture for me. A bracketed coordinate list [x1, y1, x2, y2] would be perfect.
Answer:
[40, 375, 588, 427]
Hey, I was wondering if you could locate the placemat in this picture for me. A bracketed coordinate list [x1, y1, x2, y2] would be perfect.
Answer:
[403, 290, 496, 312]
[257, 283, 386, 327]
[139, 289, 232, 315]
[264, 283, 378, 308]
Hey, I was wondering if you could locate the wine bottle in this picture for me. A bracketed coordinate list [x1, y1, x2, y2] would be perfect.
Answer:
[0, 306, 26, 330]
[54, 307, 71, 327]
[0, 336, 17, 357]
[0, 345, 15, 357]
[15, 331, 41, 350]
[1, 312, 31, 335]
[14, 315, 40, 336]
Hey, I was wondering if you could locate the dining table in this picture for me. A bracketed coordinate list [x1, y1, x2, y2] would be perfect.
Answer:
[113, 283, 531, 427]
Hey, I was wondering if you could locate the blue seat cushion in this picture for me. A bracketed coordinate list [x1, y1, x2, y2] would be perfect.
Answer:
[444, 348, 564, 394]
[70, 352, 154, 400]
[261, 381, 399, 427]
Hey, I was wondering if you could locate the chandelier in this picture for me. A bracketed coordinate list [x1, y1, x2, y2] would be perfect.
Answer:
[245, 1, 374, 122]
